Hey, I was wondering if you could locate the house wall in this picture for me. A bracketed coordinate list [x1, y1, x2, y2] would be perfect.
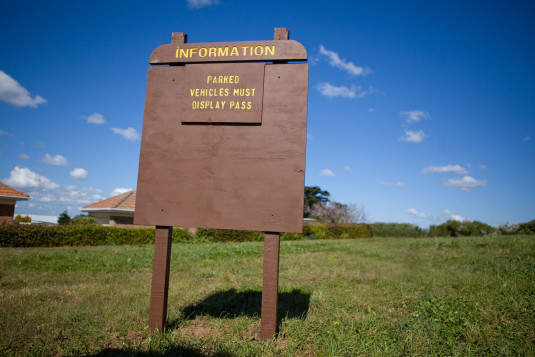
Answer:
[110, 215, 134, 225]
[0, 201, 15, 225]
[87, 212, 111, 225]
[86, 211, 134, 226]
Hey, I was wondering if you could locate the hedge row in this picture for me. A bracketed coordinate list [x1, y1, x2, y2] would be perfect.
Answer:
[303, 223, 373, 239]
[0, 222, 373, 247]
[372, 223, 425, 238]
[0, 225, 194, 248]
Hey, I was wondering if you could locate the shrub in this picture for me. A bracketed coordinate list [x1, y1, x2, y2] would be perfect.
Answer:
[303, 222, 372, 239]
[303, 222, 330, 239]
[195, 228, 263, 242]
[428, 220, 493, 237]
[516, 219, 535, 235]
[70, 215, 101, 226]
[0, 222, 377, 248]
[172, 227, 196, 242]
[14, 214, 31, 223]
[372, 223, 425, 237]
[280, 232, 305, 241]
[0, 225, 157, 247]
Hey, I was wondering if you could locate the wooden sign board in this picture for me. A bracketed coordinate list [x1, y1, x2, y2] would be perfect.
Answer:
[135, 41, 308, 233]
[136, 29, 308, 340]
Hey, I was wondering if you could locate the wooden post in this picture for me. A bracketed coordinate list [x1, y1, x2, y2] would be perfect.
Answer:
[260, 232, 281, 340]
[147, 31, 186, 334]
[259, 27, 291, 342]
[148, 226, 173, 333]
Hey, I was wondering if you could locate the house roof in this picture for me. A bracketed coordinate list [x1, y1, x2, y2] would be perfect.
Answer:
[0, 182, 30, 200]
[82, 190, 136, 213]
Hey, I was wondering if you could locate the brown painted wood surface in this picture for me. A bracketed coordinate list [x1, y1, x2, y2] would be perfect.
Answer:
[260, 232, 281, 340]
[149, 40, 307, 64]
[182, 63, 265, 124]
[135, 63, 308, 232]
[274, 28, 290, 41]
[148, 226, 172, 333]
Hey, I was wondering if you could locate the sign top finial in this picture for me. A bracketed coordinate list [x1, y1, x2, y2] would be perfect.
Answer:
[274, 28, 289, 41]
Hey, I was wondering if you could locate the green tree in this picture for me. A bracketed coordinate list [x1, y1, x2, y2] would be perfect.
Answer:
[57, 210, 71, 225]
[517, 219, 535, 235]
[14, 214, 31, 223]
[70, 214, 101, 226]
[304, 186, 330, 217]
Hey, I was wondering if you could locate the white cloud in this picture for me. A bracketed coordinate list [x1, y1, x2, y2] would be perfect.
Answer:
[319, 45, 371, 76]
[377, 180, 405, 187]
[407, 208, 427, 218]
[61, 186, 103, 204]
[43, 153, 69, 166]
[111, 127, 140, 141]
[111, 188, 132, 197]
[187, 0, 219, 9]
[316, 83, 378, 99]
[85, 113, 106, 125]
[0, 129, 9, 136]
[4, 166, 59, 190]
[30, 185, 104, 205]
[70, 168, 88, 180]
[400, 130, 427, 143]
[316, 82, 358, 98]
[368, 108, 375, 113]
[0, 70, 47, 108]
[479, 164, 487, 170]
[443, 176, 486, 192]
[421, 165, 469, 175]
[18, 154, 29, 159]
[400, 110, 429, 124]
[321, 169, 335, 177]
[344, 166, 353, 172]
[450, 214, 466, 222]
[442, 209, 466, 221]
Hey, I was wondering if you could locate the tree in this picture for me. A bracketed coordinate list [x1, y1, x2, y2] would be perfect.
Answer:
[70, 214, 100, 226]
[307, 201, 368, 224]
[14, 214, 31, 223]
[304, 186, 330, 217]
[57, 210, 71, 225]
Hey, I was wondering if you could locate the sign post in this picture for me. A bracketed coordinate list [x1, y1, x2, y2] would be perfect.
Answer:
[136, 28, 308, 340]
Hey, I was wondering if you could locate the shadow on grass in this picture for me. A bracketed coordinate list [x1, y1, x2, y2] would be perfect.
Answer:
[89, 289, 310, 356]
[89, 346, 233, 357]
[168, 288, 311, 329]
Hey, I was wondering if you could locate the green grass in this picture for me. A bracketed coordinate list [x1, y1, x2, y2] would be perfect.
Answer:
[1, 236, 534, 356]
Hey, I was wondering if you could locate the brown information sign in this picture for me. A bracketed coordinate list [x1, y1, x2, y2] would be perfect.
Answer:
[183, 63, 265, 123]
[136, 29, 308, 340]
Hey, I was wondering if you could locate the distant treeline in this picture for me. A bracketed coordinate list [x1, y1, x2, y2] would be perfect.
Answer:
[1, 219, 534, 247]
[374, 220, 535, 238]
[428, 219, 535, 237]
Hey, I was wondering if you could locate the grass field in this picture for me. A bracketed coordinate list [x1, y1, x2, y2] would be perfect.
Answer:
[1, 236, 534, 356]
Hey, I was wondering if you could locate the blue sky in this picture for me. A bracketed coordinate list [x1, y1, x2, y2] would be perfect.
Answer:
[1, 0, 533, 227]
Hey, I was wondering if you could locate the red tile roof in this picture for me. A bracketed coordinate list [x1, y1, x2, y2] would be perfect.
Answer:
[82, 190, 136, 211]
[0, 182, 30, 199]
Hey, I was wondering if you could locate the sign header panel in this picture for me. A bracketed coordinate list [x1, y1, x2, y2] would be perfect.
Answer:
[149, 40, 307, 64]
